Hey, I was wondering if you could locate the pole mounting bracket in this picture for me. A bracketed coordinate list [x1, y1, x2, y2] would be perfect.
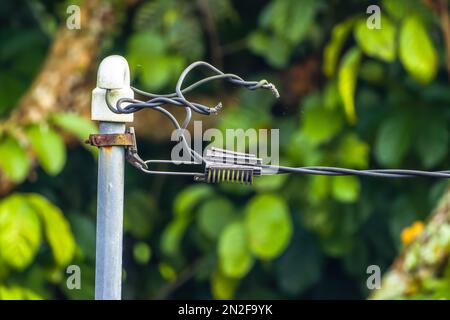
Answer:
[85, 133, 134, 147]
[85, 128, 148, 170]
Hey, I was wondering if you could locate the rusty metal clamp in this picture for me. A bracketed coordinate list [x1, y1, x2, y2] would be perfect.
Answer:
[124, 127, 148, 170]
[85, 127, 148, 170]
[85, 132, 133, 147]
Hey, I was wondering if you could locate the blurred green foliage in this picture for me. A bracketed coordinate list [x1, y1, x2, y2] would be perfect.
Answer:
[0, 0, 449, 300]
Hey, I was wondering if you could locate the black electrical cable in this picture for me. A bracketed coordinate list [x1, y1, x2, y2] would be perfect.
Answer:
[262, 165, 450, 178]
[108, 62, 279, 119]
[105, 60, 450, 180]
[105, 61, 278, 168]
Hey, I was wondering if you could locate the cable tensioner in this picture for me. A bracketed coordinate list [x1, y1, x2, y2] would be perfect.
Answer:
[196, 148, 263, 184]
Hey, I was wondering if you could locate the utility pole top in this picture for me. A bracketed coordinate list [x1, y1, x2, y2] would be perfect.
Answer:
[92, 55, 134, 123]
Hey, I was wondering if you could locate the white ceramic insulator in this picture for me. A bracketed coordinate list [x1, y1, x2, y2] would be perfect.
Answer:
[91, 55, 134, 122]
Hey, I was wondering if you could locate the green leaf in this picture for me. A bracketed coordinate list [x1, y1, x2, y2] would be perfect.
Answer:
[51, 112, 98, 156]
[320, 233, 354, 257]
[253, 174, 288, 192]
[27, 194, 75, 266]
[197, 197, 236, 240]
[301, 103, 344, 146]
[383, 0, 432, 22]
[141, 55, 184, 90]
[51, 113, 97, 142]
[124, 191, 158, 239]
[133, 242, 152, 265]
[308, 175, 331, 204]
[218, 221, 254, 278]
[336, 133, 369, 168]
[208, 0, 238, 22]
[0, 74, 27, 116]
[338, 47, 362, 123]
[276, 232, 323, 295]
[416, 115, 448, 168]
[133, 0, 168, 31]
[174, 185, 213, 218]
[239, 86, 276, 111]
[287, 131, 323, 166]
[399, 16, 438, 84]
[67, 213, 96, 261]
[260, 0, 322, 44]
[0, 285, 42, 300]
[0, 135, 30, 182]
[127, 32, 184, 90]
[331, 176, 360, 203]
[285, 0, 321, 44]
[244, 194, 292, 259]
[219, 182, 254, 196]
[127, 31, 166, 62]
[323, 18, 355, 76]
[135, 1, 206, 59]
[159, 262, 177, 282]
[26, 124, 66, 175]
[354, 17, 396, 62]
[382, 0, 411, 20]
[0, 194, 41, 270]
[219, 102, 271, 131]
[359, 60, 385, 84]
[342, 241, 369, 277]
[301, 208, 334, 238]
[161, 217, 189, 257]
[170, 18, 205, 60]
[323, 80, 341, 110]
[248, 32, 291, 68]
[211, 268, 238, 300]
[375, 113, 414, 167]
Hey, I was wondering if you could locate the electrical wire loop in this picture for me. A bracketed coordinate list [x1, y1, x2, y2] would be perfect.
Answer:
[100, 61, 450, 183]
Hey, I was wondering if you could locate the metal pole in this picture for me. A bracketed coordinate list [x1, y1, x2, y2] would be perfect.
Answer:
[95, 121, 125, 300]
[91, 55, 134, 300]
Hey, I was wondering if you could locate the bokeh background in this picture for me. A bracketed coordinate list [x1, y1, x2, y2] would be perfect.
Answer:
[1, 0, 450, 300]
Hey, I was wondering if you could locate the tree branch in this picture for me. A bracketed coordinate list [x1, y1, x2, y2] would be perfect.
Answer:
[422, 0, 450, 81]
[0, 0, 118, 195]
[371, 186, 450, 299]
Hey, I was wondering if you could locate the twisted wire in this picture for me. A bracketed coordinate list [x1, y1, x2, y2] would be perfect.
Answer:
[106, 61, 279, 129]
[104, 60, 449, 179]
[262, 165, 450, 178]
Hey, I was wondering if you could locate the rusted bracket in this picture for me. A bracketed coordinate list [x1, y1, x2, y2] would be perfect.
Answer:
[85, 133, 134, 147]
[85, 127, 148, 170]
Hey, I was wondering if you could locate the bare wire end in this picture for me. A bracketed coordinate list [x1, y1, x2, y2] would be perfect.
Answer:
[211, 102, 223, 114]
[256, 80, 280, 98]
[268, 83, 280, 98]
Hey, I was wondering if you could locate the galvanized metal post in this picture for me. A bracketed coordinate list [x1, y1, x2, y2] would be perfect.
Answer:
[95, 121, 125, 300]
[91, 56, 134, 300]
